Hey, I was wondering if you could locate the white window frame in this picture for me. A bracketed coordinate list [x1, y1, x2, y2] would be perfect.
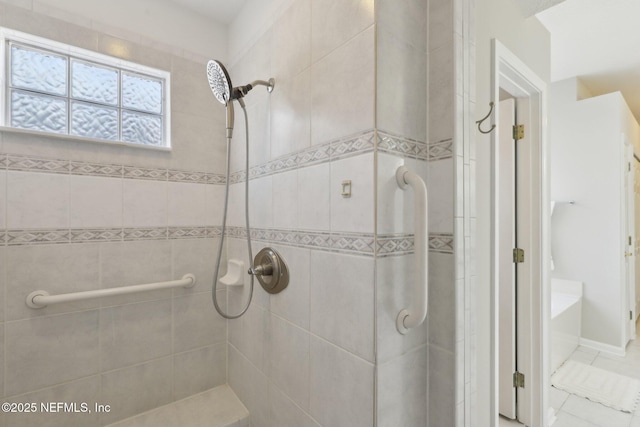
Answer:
[0, 27, 172, 151]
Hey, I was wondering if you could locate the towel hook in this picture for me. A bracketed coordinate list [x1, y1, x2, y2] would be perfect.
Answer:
[476, 101, 496, 134]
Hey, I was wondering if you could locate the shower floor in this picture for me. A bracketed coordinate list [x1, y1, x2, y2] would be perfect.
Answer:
[106, 384, 249, 427]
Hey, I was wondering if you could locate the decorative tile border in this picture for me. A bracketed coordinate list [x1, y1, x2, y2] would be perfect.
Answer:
[429, 233, 455, 254]
[331, 131, 376, 160]
[377, 233, 455, 256]
[122, 228, 168, 241]
[229, 130, 375, 184]
[2, 226, 454, 256]
[225, 226, 375, 255]
[377, 131, 429, 160]
[70, 228, 123, 243]
[1, 129, 446, 190]
[168, 227, 209, 239]
[429, 138, 454, 161]
[6, 155, 70, 174]
[376, 130, 452, 161]
[377, 234, 415, 256]
[4, 226, 223, 245]
[6, 229, 70, 245]
[123, 166, 168, 181]
[70, 161, 122, 177]
[226, 227, 453, 256]
[1, 153, 226, 184]
[168, 170, 208, 184]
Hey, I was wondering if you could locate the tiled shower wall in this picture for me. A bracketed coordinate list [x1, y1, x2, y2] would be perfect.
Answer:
[223, 0, 456, 426]
[0, 3, 230, 426]
[224, 2, 378, 425]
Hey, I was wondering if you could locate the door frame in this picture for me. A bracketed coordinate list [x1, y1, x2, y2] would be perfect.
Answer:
[489, 39, 549, 427]
[623, 138, 636, 342]
[497, 98, 517, 419]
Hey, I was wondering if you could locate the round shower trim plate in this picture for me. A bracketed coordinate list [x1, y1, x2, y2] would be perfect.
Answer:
[253, 247, 289, 294]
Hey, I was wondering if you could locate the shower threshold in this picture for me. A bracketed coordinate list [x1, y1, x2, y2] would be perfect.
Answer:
[106, 384, 249, 427]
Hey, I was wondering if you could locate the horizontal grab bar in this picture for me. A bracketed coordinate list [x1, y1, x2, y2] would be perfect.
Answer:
[395, 166, 428, 334]
[26, 274, 197, 309]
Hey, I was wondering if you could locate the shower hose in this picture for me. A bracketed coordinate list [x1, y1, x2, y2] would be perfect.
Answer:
[211, 102, 255, 319]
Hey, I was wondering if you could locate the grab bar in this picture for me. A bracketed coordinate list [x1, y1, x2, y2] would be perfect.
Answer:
[26, 274, 197, 309]
[395, 166, 428, 334]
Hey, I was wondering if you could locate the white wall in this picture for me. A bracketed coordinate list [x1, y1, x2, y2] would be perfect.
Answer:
[475, 0, 550, 424]
[550, 84, 633, 350]
[11, 0, 227, 60]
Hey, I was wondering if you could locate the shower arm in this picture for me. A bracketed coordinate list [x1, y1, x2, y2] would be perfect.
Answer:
[227, 80, 274, 138]
[248, 79, 275, 92]
[232, 79, 276, 99]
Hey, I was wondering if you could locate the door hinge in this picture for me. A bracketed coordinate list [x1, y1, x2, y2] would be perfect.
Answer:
[513, 124, 525, 141]
[513, 248, 525, 263]
[631, 310, 634, 321]
[513, 372, 525, 388]
[630, 236, 633, 246]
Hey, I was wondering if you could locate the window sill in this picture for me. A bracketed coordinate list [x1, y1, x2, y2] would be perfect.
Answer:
[0, 126, 172, 152]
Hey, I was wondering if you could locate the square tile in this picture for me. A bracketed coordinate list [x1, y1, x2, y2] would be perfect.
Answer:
[269, 245, 311, 330]
[309, 336, 374, 427]
[298, 162, 331, 231]
[311, 0, 374, 61]
[123, 178, 167, 227]
[5, 311, 99, 396]
[7, 171, 69, 229]
[269, 314, 310, 410]
[0, 170, 6, 229]
[100, 299, 172, 371]
[6, 243, 100, 321]
[377, 345, 428, 426]
[100, 358, 172, 425]
[173, 290, 227, 352]
[311, 28, 375, 145]
[310, 251, 374, 361]
[167, 182, 207, 226]
[70, 175, 122, 228]
[330, 153, 374, 233]
[272, 170, 299, 229]
[173, 343, 226, 400]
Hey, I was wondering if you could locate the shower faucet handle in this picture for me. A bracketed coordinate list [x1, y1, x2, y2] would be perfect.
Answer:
[251, 248, 289, 294]
[248, 264, 274, 276]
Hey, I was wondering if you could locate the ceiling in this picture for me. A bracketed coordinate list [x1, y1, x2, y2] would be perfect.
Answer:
[537, 0, 640, 121]
[165, 0, 248, 24]
[514, 0, 566, 17]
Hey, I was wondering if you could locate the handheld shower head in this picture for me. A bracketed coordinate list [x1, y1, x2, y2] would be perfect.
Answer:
[206, 60, 232, 105]
[207, 60, 235, 138]
[206, 59, 275, 139]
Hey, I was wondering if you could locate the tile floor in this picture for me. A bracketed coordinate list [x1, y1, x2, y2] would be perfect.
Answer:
[499, 335, 640, 427]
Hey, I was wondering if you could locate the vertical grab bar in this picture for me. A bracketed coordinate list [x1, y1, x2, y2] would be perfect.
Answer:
[395, 166, 429, 334]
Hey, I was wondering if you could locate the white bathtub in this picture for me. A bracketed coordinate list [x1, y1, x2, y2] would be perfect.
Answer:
[550, 279, 582, 374]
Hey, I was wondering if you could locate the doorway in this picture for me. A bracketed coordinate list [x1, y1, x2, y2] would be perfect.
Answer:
[489, 40, 549, 427]
[497, 96, 533, 424]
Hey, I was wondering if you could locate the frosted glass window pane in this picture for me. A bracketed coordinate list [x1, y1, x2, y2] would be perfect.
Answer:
[71, 60, 118, 106]
[122, 110, 162, 146]
[10, 44, 67, 96]
[11, 90, 67, 134]
[71, 101, 118, 140]
[122, 72, 162, 114]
